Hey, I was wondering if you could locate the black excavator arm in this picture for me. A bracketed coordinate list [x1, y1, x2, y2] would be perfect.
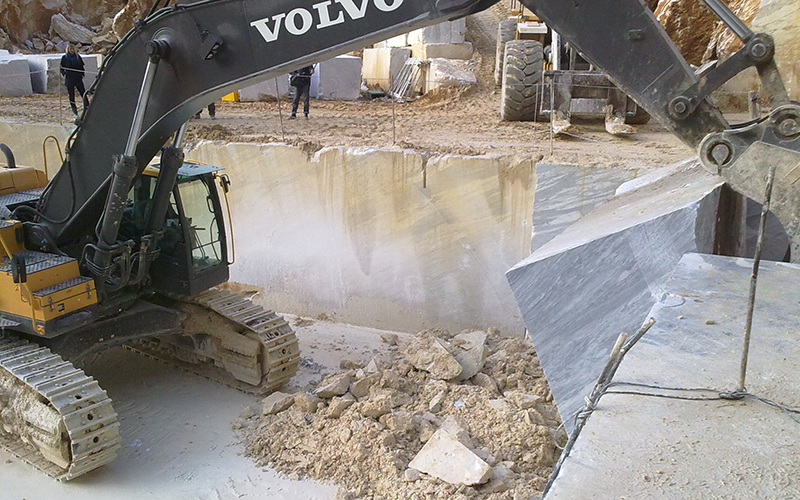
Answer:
[27, 0, 800, 277]
[33, 0, 496, 247]
[522, 0, 800, 259]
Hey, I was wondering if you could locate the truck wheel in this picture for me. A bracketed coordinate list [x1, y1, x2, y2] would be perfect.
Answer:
[501, 40, 543, 122]
[494, 20, 517, 86]
[625, 104, 651, 125]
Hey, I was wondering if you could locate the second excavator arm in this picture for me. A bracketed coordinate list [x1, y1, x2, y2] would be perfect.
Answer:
[522, 0, 800, 259]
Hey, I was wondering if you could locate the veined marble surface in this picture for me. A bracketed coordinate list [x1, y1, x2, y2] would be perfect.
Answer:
[507, 162, 723, 432]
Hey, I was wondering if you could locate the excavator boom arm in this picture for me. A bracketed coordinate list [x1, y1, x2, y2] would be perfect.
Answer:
[37, 0, 496, 243]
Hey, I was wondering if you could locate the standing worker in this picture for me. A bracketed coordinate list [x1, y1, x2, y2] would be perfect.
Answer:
[289, 65, 314, 119]
[60, 43, 89, 117]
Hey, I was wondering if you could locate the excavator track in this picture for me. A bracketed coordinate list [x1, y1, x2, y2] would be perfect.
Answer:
[0, 334, 120, 481]
[127, 288, 300, 395]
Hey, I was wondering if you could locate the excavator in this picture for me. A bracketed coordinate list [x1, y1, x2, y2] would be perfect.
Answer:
[1, 0, 799, 482]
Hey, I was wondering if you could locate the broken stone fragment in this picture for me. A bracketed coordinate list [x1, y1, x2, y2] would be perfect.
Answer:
[416, 419, 437, 443]
[325, 393, 356, 419]
[471, 373, 499, 394]
[380, 332, 399, 346]
[380, 411, 414, 433]
[349, 373, 381, 399]
[50, 13, 95, 45]
[365, 358, 381, 374]
[262, 391, 295, 415]
[239, 404, 258, 419]
[428, 391, 445, 413]
[381, 369, 400, 389]
[339, 358, 363, 370]
[487, 399, 511, 412]
[404, 467, 421, 481]
[358, 395, 392, 419]
[387, 389, 412, 408]
[452, 330, 487, 380]
[482, 462, 517, 493]
[408, 428, 492, 485]
[294, 393, 323, 413]
[504, 391, 541, 410]
[440, 415, 474, 448]
[400, 336, 463, 380]
[377, 431, 396, 447]
[315, 373, 353, 398]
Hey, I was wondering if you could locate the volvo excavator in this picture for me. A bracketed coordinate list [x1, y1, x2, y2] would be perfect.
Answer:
[2, 0, 800, 482]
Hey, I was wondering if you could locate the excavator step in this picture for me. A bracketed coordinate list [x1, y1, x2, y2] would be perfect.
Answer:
[0, 334, 120, 481]
[32, 276, 94, 297]
[0, 250, 74, 274]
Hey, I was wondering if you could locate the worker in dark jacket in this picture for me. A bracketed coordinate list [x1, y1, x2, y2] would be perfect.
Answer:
[60, 43, 89, 116]
[289, 65, 314, 119]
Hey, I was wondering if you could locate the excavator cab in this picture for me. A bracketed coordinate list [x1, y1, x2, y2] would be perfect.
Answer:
[121, 161, 229, 298]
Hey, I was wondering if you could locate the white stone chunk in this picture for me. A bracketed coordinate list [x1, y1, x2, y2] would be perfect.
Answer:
[408, 428, 492, 485]
[452, 330, 487, 380]
[317, 55, 361, 101]
[408, 19, 466, 45]
[26, 54, 101, 94]
[0, 56, 32, 97]
[425, 58, 477, 92]
[400, 335, 462, 380]
[378, 34, 409, 48]
[50, 13, 95, 45]
[261, 391, 294, 415]
[362, 47, 410, 91]
[412, 42, 474, 61]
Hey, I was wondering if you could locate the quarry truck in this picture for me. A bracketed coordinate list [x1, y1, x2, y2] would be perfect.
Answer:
[2, 0, 800, 482]
[495, 4, 652, 133]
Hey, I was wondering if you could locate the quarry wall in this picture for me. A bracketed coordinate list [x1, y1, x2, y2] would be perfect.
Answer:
[2, 122, 536, 335]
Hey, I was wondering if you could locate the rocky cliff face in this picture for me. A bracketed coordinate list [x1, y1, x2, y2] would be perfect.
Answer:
[655, 0, 720, 66]
[655, 0, 798, 106]
[0, 0, 124, 53]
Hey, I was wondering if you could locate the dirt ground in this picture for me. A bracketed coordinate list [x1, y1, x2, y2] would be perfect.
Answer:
[0, 7, 693, 171]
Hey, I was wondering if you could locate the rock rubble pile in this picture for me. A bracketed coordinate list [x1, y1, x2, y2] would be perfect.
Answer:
[236, 328, 564, 500]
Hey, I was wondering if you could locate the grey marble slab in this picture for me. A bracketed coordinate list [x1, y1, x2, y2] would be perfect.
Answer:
[507, 162, 723, 432]
[0, 56, 32, 97]
[317, 56, 361, 101]
[547, 253, 800, 498]
[531, 163, 636, 252]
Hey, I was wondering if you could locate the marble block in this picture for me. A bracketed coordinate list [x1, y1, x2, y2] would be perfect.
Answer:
[411, 42, 474, 61]
[531, 163, 637, 252]
[506, 162, 724, 433]
[0, 56, 32, 96]
[375, 34, 409, 48]
[547, 253, 800, 498]
[362, 47, 410, 91]
[408, 19, 467, 45]
[26, 54, 101, 94]
[317, 56, 361, 100]
[425, 59, 476, 92]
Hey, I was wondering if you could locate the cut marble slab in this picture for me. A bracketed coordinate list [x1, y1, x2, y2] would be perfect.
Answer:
[317, 56, 361, 101]
[0, 56, 32, 97]
[26, 54, 101, 94]
[506, 162, 723, 432]
[546, 253, 800, 498]
[531, 163, 638, 252]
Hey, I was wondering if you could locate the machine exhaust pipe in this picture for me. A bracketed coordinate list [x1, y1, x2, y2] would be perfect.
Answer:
[0, 143, 16, 169]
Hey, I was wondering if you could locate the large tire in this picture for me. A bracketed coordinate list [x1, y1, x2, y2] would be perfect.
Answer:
[501, 40, 544, 122]
[494, 20, 517, 86]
